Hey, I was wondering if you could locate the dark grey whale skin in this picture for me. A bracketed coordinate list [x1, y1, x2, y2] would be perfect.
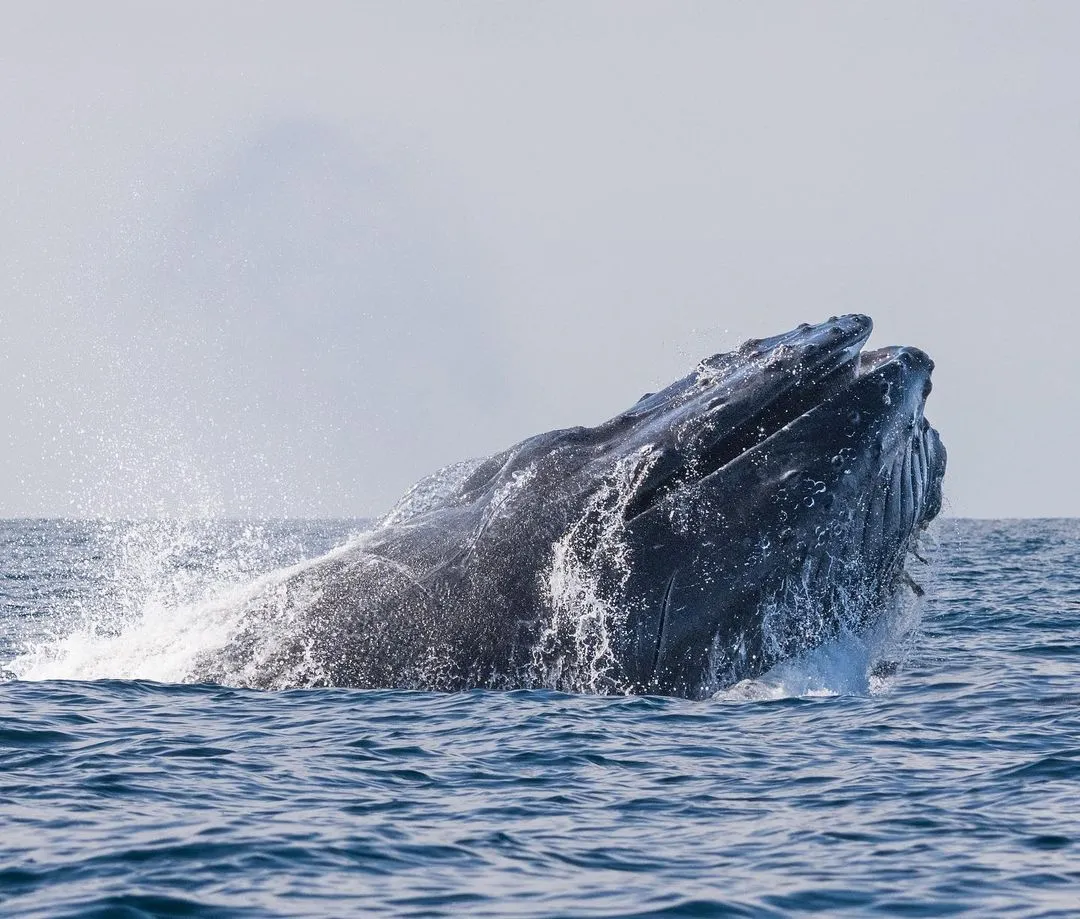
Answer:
[202, 315, 945, 698]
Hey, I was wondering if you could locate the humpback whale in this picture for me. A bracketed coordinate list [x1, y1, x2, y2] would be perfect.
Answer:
[198, 315, 945, 698]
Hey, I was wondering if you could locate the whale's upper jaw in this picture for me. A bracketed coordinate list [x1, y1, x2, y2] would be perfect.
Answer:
[726, 312, 873, 379]
[620, 314, 885, 519]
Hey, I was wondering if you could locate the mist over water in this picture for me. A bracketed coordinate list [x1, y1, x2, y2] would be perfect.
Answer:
[33, 120, 528, 521]
[6, 5, 1080, 519]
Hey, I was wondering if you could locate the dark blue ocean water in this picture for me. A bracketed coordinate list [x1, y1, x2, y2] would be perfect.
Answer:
[2, 518, 1078, 917]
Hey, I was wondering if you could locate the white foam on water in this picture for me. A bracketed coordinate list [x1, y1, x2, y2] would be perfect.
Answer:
[715, 631, 875, 702]
[7, 520, 365, 684]
[14, 574, 272, 683]
[712, 581, 926, 703]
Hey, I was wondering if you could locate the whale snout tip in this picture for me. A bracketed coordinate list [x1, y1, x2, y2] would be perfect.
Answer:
[822, 314, 873, 351]
[899, 347, 936, 402]
[898, 345, 934, 373]
[829, 313, 873, 336]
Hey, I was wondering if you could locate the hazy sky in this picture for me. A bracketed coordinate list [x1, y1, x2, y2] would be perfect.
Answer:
[2, 2, 1078, 518]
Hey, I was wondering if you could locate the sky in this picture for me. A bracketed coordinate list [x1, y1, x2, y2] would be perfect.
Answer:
[2, 2, 1078, 519]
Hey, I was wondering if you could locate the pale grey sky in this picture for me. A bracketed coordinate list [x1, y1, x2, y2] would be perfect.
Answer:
[2, 2, 1078, 518]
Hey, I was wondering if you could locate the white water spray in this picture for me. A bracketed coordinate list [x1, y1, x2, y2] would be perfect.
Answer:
[7, 519, 364, 684]
[535, 446, 659, 692]
[712, 566, 930, 702]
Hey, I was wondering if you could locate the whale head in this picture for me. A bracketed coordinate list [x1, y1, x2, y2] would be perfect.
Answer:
[562, 314, 946, 696]
[372, 313, 944, 698]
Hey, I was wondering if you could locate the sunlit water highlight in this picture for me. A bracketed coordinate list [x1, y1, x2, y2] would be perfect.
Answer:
[2, 519, 1078, 917]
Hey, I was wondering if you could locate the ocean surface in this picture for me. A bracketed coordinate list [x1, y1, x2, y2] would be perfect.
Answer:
[1, 517, 1078, 917]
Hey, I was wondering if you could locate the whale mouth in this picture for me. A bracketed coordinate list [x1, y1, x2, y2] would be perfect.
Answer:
[624, 314, 880, 520]
[629, 319, 945, 696]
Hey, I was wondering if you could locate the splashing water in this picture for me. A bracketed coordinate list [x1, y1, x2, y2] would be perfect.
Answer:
[6, 505, 930, 700]
[7, 519, 362, 683]
[713, 575, 928, 702]
[378, 459, 484, 527]
[535, 446, 659, 692]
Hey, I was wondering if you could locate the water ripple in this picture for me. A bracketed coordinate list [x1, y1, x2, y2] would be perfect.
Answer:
[0, 520, 1078, 916]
